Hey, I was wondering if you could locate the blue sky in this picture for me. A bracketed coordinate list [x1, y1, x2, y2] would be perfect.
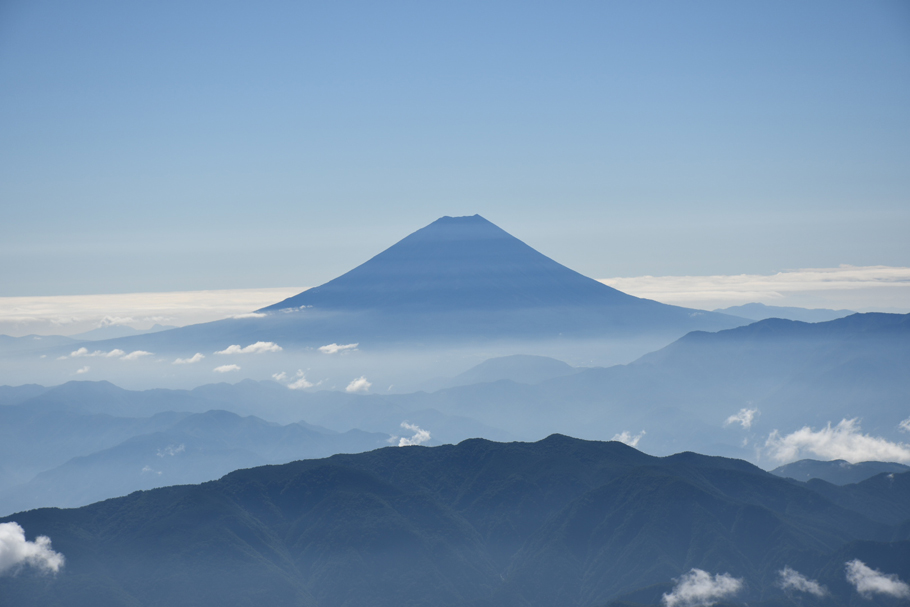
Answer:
[1, 0, 908, 297]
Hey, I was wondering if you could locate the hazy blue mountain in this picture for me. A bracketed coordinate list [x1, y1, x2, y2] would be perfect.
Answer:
[715, 302, 855, 323]
[69, 323, 176, 341]
[0, 409, 390, 514]
[75, 216, 746, 356]
[2, 436, 907, 607]
[447, 354, 580, 387]
[773, 459, 910, 485]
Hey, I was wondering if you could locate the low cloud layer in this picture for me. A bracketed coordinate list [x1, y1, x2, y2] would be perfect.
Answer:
[75, 365, 90, 374]
[346, 376, 371, 393]
[765, 418, 910, 464]
[215, 341, 282, 355]
[599, 265, 910, 311]
[121, 350, 152, 361]
[662, 569, 743, 607]
[612, 430, 646, 448]
[214, 364, 240, 373]
[397, 422, 431, 447]
[173, 353, 205, 364]
[0, 522, 65, 575]
[318, 343, 359, 354]
[60, 347, 152, 361]
[724, 408, 758, 429]
[845, 559, 910, 599]
[0, 287, 304, 338]
[777, 567, 826, 596]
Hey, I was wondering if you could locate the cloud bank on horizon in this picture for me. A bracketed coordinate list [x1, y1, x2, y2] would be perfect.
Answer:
[600, 265, 910, 312]
[2, 266, 907, 338]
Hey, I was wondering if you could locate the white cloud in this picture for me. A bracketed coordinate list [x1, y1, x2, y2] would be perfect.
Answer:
[141, 465, 162, 476]
[0, 286, 305, 338]
[0, 522, 64, 575]
[845, 559, 910, 599]
[319, 343, 359, 354]
[900, 417, 910, 434]
[346, 376, 371, 393]
[75, 366, 90, 374]
[232, 312, 267, 319]
[662, 569, 743, 607]
[156, 444, 185, 458]
[599, 265, 910, 311]
[765, 418, 910, 464]
[398, 422, 431, 447]
[612, 430, 646, 448]
[288, 370, 313, 390]
[215, 341, 282, 355]
[272, 371, 287, 382]
[121, 350, 153, 361]
[777, 567, 826, 597]
[214, 364, 240, 373]
[724, 408, 758, 430]
[66, 347, 125, 359]
[173, 353, 205, 365]
[99, 315, 135, 327]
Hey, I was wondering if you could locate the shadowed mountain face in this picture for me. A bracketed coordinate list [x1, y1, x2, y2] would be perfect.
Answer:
[2, 436, 908, 607]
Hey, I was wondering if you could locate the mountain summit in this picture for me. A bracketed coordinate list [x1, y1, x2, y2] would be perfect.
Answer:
[262, 215, 639, 312]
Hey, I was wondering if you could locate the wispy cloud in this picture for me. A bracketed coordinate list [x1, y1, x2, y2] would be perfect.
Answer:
[345, 376, 371, 393]
[845, 559, 910, 599]
[662, 569, 743, 607]
[121, 350, 153, 361]
[724, 408, 758, 429]
[777, 567, 826, 597]
[765, 419, 910, 464]
[156, 444, 185, 458]
[63, 347, 125, 359]
[272, 371, 287, 382]
[214, 364, 240, 373]
[173, 353, 205, 365]
[215, 341, 282, 355]
[288, 371, 313, 390]
[75, 366, 90, 374]
[900, 417, 910, 434]
[0, 522, 64, 575]
[612, 430, 646, 448]
[599, 265, 910, 311]
[397, 422, 431, 447]
[141, 465, 162, 476]
[319, 343, 359, 354]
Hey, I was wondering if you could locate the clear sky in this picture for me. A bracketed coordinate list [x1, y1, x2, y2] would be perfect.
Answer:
[1, 0, 908, 297]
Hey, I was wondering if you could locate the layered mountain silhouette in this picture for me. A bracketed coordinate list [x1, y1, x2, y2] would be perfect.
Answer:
[2, 436, 908, 607]
[82, 215, 745, 352]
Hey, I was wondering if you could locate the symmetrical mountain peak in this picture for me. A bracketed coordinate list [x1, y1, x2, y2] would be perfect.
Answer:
[261, 214, 636, 312]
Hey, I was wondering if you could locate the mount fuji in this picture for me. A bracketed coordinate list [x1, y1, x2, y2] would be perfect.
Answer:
[84, 215, 746, 352]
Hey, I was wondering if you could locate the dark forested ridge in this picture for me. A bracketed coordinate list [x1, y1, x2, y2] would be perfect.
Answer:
[2, 435, 908, 607]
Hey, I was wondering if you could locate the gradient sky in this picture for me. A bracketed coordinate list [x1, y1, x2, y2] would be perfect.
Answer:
[2, 0, 908, 297]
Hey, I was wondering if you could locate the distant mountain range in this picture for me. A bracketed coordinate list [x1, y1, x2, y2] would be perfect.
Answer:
[2, 435, 908, 606]
[772, 459, 910, 485]
[2, 310, 907, 514]
[715, 302, 856, 323]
